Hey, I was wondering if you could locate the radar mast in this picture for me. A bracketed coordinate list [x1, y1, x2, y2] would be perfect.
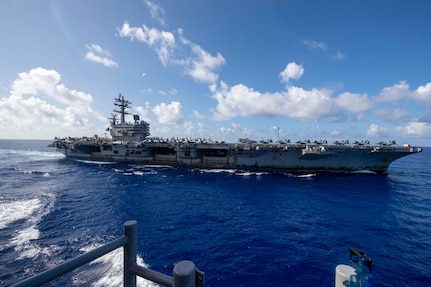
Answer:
[113, 94, 131, 125]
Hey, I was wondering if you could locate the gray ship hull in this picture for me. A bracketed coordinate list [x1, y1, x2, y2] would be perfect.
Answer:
[55, 141, 422, 173]
[52, 95, 422, 173]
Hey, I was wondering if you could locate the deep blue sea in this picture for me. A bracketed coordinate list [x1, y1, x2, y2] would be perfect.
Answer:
[0, 139, 430, 287]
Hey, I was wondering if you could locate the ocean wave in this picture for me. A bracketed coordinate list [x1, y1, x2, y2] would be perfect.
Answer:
[0, 149, 64, 160]
[195, 168, 269, 177]
[130, 164, 176, 169]
[2, 141, 431, 287]
[295, 173, 316, 178]
[14, 168, 51, 177]
[196, 168, 237, 174]
[79, 245, 158, 287]
[350, 170, 377, 174]
[0, 194, 57, 260]
[0, 198, 41, 229]
[75, 159, 118, 165]
[114, 166, 160, 176]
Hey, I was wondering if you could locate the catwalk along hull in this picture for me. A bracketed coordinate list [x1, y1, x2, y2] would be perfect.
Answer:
[52, 95, 422, 173]
[55, 141, 422, 173]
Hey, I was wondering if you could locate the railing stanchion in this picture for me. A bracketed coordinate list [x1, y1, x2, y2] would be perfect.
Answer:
[123, 220, 138, 287]
[11, 220, 204, 287]
[173, 260, 204, 287]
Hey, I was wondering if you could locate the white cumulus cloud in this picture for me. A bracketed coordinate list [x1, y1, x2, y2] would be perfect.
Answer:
[117, 22, 225, 84]
[193, 110, 205, 119]
[414, 82, 431, 102]
[144, 0, 166, 26]
[117, 22, 176, 66]
[279, 62, 304, 84]
[335, 92, 372, 113]
[152, 101, 184, 124]
[85, 44, 118, 68]
[366, 123, 388, 138]
[397, 121, 431, 137]
[0, 67, 105, 139]
[376, 81, 411, 103]
[211, 80, 334, 121]
[374, 108, 411, 122]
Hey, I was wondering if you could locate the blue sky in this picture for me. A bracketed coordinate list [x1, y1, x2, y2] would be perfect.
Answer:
[1, 0, 430, 146]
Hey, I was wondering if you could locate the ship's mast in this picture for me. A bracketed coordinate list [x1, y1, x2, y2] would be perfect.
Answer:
[108, 113, 117, 125]
[113, 94, 131, 125]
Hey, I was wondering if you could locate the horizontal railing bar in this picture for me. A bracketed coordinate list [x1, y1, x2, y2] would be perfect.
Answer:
[12, 236, 129, 287]
[129, 264, 173, 287]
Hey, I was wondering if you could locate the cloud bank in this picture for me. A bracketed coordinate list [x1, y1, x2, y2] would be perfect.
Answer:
[0, 67, 105, 138]
[117, 22, 225, 84]
[208, 62, 431, 139]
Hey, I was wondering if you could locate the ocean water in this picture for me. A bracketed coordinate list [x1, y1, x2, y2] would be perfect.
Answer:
[0, 139, 430, 287]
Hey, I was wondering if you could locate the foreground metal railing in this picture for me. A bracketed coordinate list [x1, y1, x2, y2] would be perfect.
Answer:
[12, 220, 204, 287]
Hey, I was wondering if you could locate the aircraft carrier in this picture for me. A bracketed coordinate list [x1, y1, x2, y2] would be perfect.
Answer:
[51, 95, 422, 174]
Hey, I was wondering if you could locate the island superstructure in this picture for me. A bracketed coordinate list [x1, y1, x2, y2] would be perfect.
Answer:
[52, 95, 422, 173]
